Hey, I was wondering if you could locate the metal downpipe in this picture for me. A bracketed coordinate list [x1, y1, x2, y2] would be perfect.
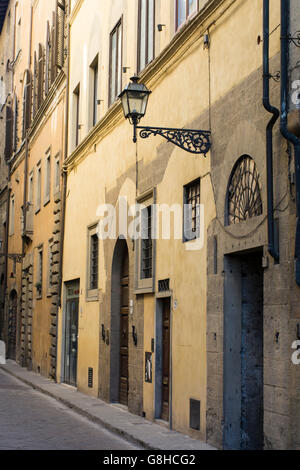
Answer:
[263, 0, 280, 262]
[280, 0, 300, 286]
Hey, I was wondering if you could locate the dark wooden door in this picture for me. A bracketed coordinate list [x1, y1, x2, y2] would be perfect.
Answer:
[161, 298, 170, 421]
[119, 250, 129, 405]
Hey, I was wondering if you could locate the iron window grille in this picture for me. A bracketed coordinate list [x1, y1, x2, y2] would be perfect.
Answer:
[183, 178, 201, 241]
[226, 155, 263, 226]
[158, 278, 170, 292]
[90, 234, 99, 290]
[141, 205, 153, 279]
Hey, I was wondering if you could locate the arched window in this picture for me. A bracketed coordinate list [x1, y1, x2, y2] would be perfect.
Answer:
[226, 155, 262, 226]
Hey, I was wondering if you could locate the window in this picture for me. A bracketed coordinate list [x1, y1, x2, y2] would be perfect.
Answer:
[141, 205, 153, 279]
[47, 239, 53, 297]
[73, 84, 80, 148]
[9, 196, 15, 236]
[135, 190, 155, 292]
[36, 162, 42, 213]
[183, 178, 200, 241]
[37, 44, 45, 108]
[54, 154, 60, 194]
[44, 150, 51, 205]
[138, 0, 155, 73]
[176, 0, 198, 29]
[22, 70, 32, 139]
[90, 56, 99, 128]
[36, 245, 43, 298]
[26, 171, 34, 233]
[87, 225, 99, 300]
[109, 20, 122, 106]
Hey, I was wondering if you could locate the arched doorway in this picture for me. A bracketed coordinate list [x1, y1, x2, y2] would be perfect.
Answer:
[110, 238, 129, 406]
[8, 290, 17, 360]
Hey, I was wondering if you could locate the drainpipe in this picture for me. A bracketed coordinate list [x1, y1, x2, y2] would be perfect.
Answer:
[263, 0, 280, 262]
[2, 186, 11, 343]
[280, 0, 300, 286]
[22, 134, 29, 257]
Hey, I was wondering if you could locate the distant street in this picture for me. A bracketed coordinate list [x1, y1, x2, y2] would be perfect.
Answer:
[0, 369, 139, 450]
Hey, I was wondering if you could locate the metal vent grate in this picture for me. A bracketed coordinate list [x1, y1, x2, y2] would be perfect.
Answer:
[190, 399, 200, 430]
[88, 367, 93, 388]
[158, 279, 170, 292]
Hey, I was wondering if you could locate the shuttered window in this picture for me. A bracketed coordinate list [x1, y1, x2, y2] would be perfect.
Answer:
[12, 95, 18, 153]
[22, 70, 32, 139]
[45, 21, 50, 95]
[50, 11, 57, 84]
[55, 0, 65, 70]
[138, 0, 155, 73]
[37, 44, 45, 108]
[33, 51, 38, 117]
[109, 20, 122, 106]
[4, 105, 13, 160]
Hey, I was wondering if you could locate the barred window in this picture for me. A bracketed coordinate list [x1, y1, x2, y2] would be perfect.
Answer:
[90, 233, 99, 290]
[141, 205, 152, 279]
[183, 178, 200, 241]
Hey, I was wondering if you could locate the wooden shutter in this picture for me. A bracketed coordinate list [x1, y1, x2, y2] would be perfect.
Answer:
[45, 21, 50, 95]
[13, 96, 18, 152]
[55, 0, 65, 69]
[25, 70, 32, 132]
[50, 11, 57, 84]
[4, 105, 13, 160]
[22, 70, 32, 139]
[37, 43, 44, 107]
[33, 51, 37, 117]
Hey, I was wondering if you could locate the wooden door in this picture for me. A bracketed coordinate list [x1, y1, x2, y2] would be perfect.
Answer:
[119, 250, 129, 405]
[161, 298, 170, 421]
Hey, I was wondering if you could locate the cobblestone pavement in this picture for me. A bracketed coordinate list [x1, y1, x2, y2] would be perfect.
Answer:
[0, 368, 140, 450]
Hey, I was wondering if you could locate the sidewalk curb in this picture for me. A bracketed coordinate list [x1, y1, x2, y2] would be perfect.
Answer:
[0, 365, 153, 450]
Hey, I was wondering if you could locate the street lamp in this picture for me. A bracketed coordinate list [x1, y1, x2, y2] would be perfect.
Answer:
[119, 76, 211, 156]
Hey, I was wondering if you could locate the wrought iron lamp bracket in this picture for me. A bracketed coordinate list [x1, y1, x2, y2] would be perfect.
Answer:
[133, 124, 211, 156]
[264, 72, 281, 82]
[282, 32, 300, 48]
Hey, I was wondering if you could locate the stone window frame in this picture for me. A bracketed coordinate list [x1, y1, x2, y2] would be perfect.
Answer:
[134, 188, 156, 294]
[86, 223, 99, 302]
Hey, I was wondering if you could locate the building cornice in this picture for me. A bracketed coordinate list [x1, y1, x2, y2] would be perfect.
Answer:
[68, 0, 84, 26]
[65, 0, 234, 172]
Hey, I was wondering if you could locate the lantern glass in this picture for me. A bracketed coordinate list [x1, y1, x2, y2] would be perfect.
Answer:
[119, 77, 151, 122]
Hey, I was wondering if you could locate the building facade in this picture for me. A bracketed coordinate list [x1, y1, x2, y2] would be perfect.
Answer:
[0, 0, 299, 450]
[2, 0, 67, 380]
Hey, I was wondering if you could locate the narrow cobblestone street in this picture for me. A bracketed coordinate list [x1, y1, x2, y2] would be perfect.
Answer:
[0, 369, 140, 450]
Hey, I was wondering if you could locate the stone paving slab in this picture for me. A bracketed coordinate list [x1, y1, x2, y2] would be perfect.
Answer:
[0, 361, 216, 451]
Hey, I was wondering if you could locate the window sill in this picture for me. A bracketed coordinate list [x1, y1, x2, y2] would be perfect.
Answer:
[35, 207, 41, 215]
[44, 197, 50, 207]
